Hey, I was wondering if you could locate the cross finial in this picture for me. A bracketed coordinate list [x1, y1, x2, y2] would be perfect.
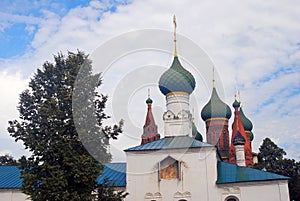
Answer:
[212, 65, 216, 88]
[173, 15, 178, 57]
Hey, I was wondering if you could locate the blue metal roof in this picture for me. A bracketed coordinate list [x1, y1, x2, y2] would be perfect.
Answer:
[97, 163, 126, 187]
[0, 166, 22, 189]
[125, 136, 212, 152]
[217, 161, 289, 184]
[1, 161, 289, 188]
[0, 163, 126, 189]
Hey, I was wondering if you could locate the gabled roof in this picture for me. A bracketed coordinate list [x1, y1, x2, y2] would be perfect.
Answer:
[0, 166, 22, 189]
[217, 161, 289, 184]
[125, 136, 212, 152]
[0, 163, 126, 189]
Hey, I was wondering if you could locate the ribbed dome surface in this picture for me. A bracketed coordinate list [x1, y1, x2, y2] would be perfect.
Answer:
[240, 108, 253, 131]
[201, 88, 232, 121]
[159, 56, 195, 95]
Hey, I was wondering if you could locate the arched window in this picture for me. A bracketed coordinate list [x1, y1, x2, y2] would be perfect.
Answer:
[158, 156, 181, 180]
[225, 195, 239, 201]
[178, 199, 187, 201]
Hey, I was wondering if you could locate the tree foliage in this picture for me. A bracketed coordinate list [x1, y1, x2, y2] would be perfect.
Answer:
[253, 138, 300, 201]
[254, 137, 286, 171]
[8, 51, 127, 201]
[0, 154, 18, 166]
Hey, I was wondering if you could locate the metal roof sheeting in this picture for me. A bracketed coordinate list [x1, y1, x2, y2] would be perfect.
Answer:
[0, 161, 289, 188]
[217, 161, 289, 184]
[97, 163, 126, 187]
[124, 136, 212, 152]
[0, 166, 23, 189]
[0, 163, 126, 189]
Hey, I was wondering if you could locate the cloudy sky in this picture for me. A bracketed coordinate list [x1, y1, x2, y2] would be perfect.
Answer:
[0, 0, 299, 161]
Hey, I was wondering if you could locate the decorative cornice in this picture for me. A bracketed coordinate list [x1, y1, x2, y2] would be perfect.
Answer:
[205, 117, 229, 122]
[166, 91, 189, 97]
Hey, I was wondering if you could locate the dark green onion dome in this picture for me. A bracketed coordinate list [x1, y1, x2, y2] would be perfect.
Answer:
[233, 99, 240, 108]
[233, 131, 246, 145]
[249, 131, 254, 141]
[201, 88, 232, 121]
[192, 122, 203, 142]
[146, 97, 153, 104]
[240, 107, 253, 131]
[159, 56, 196, 95]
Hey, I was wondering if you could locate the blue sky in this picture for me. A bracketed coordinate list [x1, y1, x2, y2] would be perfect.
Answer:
[0, 0, 299, 161]
[0, 0, 88, 58]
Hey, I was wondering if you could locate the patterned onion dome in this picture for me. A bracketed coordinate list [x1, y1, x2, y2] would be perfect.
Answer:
[146, 97, 153, 104]
[201, 88, 232, 121]
[159, 56, 196, 95]
[233, 131, 246, 145]
[192, 122, 203, 142]
[240, 107, 253, 131]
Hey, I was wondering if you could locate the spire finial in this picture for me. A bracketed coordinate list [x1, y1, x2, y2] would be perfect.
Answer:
[146, 88, 153, 105]
[212, 65, 216, 88]
[173, 15, 178, 57]
[238, 91, 243, 108]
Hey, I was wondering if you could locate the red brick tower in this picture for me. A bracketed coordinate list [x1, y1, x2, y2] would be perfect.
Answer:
[141, 94, 160, 145]
[201, 81, 232, 162]
[229, 99, 253, 166]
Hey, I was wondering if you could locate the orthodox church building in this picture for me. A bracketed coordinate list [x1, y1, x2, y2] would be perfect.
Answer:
[0, 18, 290, 201]
[123, 17, 290, 201]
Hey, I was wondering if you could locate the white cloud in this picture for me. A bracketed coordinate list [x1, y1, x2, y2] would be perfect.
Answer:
[0, 71, 28, 138]
[0, 71, 29, 158]
[0, 0, 300, 160]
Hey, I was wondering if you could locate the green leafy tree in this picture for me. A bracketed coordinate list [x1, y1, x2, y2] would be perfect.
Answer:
[8, 51, 127, 201]
[0, 154, 18, 166]
[254, 138, 300, 201]
[254, 137, 286, 172]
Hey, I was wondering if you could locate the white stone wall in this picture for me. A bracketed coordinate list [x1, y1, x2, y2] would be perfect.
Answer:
[126, 146, 220, 201]
[166, 94, 189, 114]
[164, 94, 192, 137]
[0, 189, 30, 201]
[125, 146, 290, 201]
[219, 180, 290, 201]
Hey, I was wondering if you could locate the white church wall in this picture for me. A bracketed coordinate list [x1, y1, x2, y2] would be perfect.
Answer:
[218, 180, 290, 201]
[0, 189, 30, 201]
[126, 146, 220, 201]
